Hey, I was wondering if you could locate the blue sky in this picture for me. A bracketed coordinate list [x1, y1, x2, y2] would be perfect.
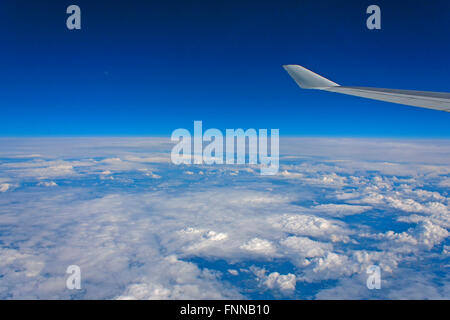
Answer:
[0, 0, 449, 137]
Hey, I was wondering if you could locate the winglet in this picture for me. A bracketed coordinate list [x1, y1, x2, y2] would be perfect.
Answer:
[283, 65, 339, 89]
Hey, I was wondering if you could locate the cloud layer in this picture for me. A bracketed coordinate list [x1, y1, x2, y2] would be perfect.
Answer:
[0, 137, 448, 299]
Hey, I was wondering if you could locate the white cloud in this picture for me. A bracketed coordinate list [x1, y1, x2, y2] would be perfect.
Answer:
[0, 137, 448, 299]
[386, 197, 448, 215]
[270, 214, 351, 243]
[264, 272, 296, 293]
[228, 269, 239, 276]
[240, 238, 277, 257]
[37, 181, 57, 187]
[280, 236, 332, 258]
[0, 183, 11, 192]
[116, 256, 242, 300]
[313, 204, 372, 217]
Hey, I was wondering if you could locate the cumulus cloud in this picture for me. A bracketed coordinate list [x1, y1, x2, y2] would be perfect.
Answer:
[270, 214, 351, 243]
[250, 267, 296, 295]
[240, 238, 277, 256]
[280, 236, 332, 258]
[264, 272, 296, 293]
[116, 256, 242, 300]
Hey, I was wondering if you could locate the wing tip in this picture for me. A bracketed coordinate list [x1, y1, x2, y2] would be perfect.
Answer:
[283, 64, 339, 89]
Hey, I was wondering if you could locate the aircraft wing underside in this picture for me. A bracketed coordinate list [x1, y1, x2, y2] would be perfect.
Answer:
[283, 65, 450, 112]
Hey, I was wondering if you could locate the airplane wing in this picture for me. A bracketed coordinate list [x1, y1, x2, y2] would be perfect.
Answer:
[283, 64, 450, 113]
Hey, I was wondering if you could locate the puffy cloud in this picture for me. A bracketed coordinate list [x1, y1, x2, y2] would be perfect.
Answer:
[386, 197, 448, 215]
[264, 272, 296, 293]
[270, 214, 351, 243]
[280, 236, 332, 258]
[413, 221, 449, 249]
[240, 238, 277, 257]
[116, 256, 243, 300]
[250, 267, 296, 295]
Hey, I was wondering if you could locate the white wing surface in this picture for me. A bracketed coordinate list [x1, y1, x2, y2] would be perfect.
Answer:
[283, 65, 450, 112]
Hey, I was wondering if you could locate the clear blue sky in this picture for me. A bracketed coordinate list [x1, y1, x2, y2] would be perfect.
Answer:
[0, 0, 449, 137]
